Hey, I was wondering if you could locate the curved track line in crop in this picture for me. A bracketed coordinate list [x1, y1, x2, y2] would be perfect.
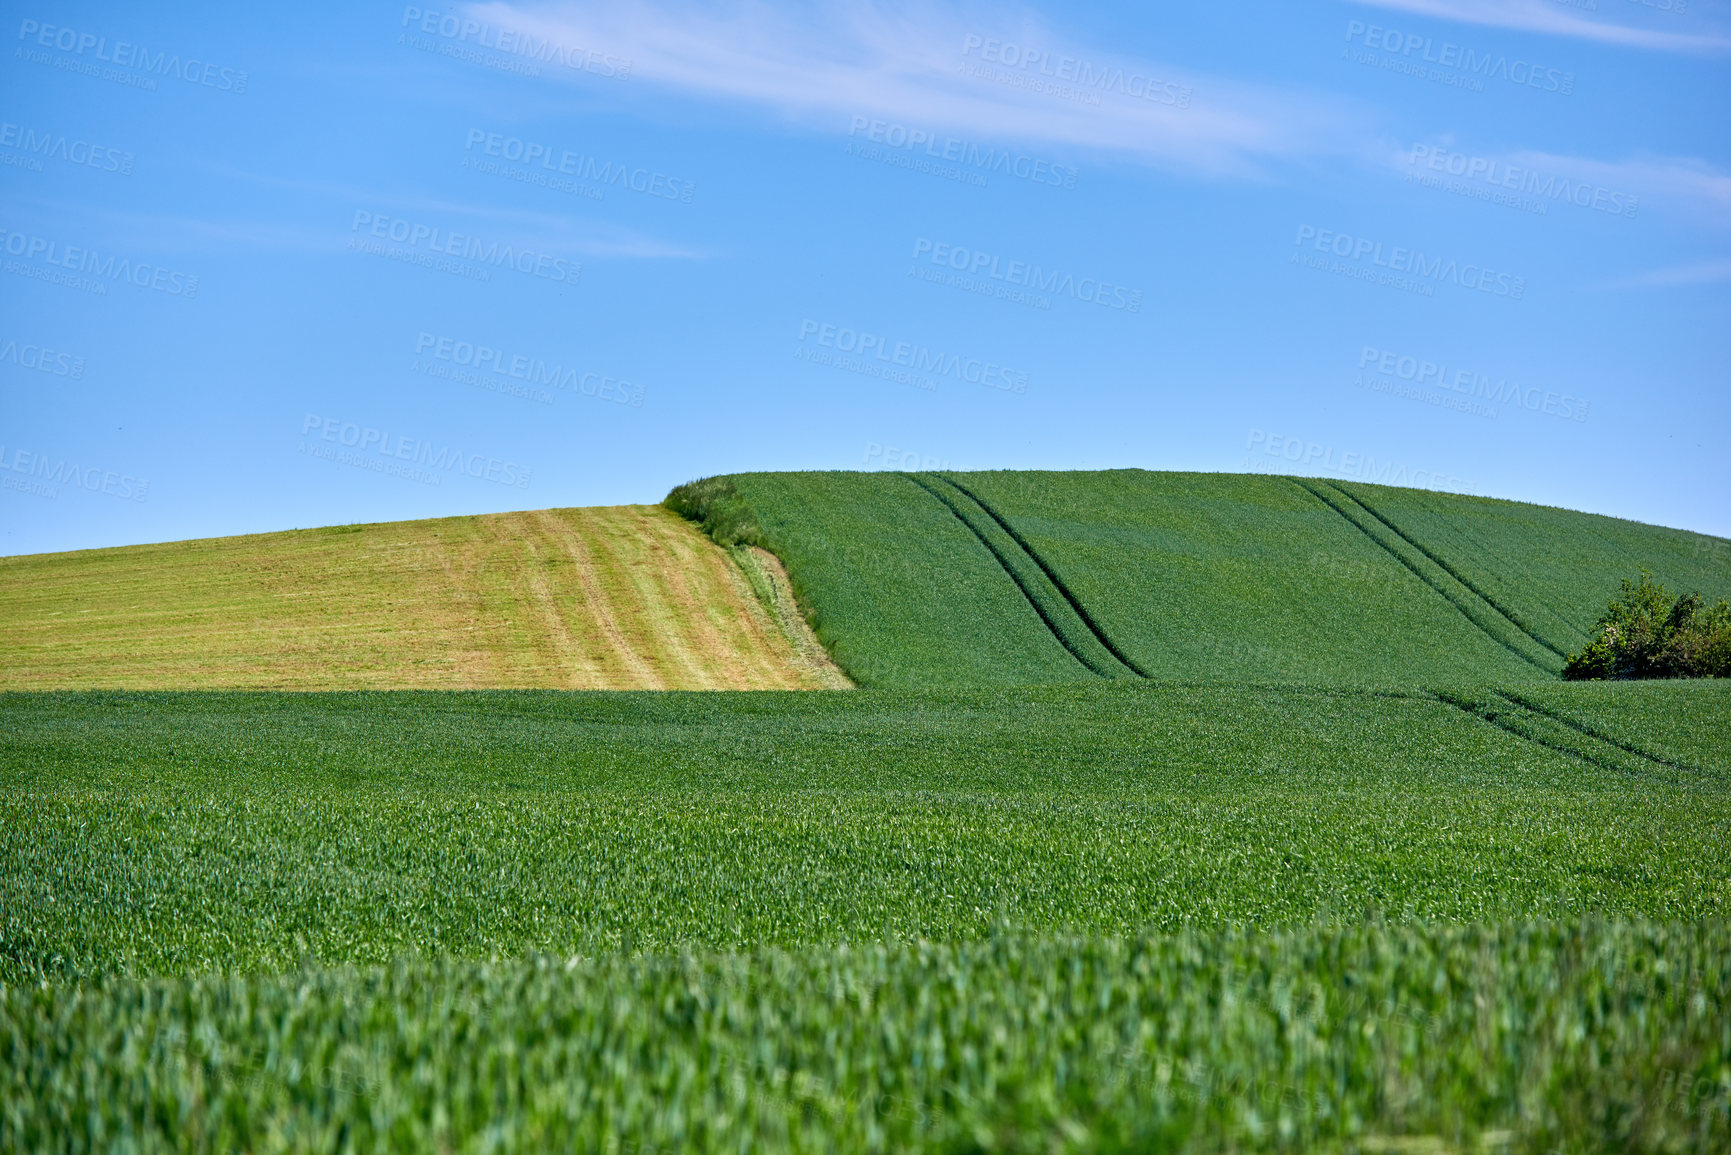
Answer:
[1429, 688, 1678, 780]
[1491, 688, 1712, 776]
[900, 473, 1134, 679]
[1330, 484, 1569, 659]
[1290, 479, 1558, 677]
[933, 474, 1154, 679]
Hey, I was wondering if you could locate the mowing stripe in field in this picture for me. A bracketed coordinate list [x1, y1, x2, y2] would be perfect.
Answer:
[1333, 482, 1569, 660]
[902, 472, 1135, 680]
[0, 505, 828, 691]
[934, 472, 1154, 679]
[1291, 479, 1561, 675]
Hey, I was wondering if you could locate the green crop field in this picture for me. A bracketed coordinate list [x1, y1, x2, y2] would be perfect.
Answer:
[5, 680, 1731, 1150]
[719, 472, 1092, 686]
[5, 682, 1728, 980]
[724, 470, 1731, 689]
[1330, 481, 1731, 659]
[5, 470, 1729, 1152]
[8, 920, 1725, 1153]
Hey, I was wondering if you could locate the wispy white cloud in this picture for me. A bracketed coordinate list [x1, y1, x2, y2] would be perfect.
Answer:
[1386, 140, 1731, 229]
[464, 0, 1363, 178]
[1600, 256, 1731, 288]
[461, 0, 1731, 242]
[1505, 150, 1731, 223]
[1347, 0, 1731, 56]
[164, 166, 716, 260]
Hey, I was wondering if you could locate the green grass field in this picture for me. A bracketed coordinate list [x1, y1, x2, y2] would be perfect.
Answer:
[1331, 481, 1731, 658]
[5, 682, 1726, 982]
[8, 921, 1724, 1153]
[6, 469, 1730, 1151]
[724, 470, 1731, 688]
[4, 682, 1730, 1150]
[722, 472, 1092, 686]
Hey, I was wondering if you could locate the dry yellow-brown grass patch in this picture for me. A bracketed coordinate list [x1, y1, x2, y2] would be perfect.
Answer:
[0, 505, 845, 690]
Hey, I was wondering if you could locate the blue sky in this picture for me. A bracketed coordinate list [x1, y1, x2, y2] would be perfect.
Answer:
[3, 0, 1728, 555]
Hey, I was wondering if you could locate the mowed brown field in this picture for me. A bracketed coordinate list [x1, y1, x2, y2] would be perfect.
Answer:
[0, 505, 842, 690]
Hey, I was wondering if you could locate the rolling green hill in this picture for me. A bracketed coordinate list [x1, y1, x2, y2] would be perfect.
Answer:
[1330, 479, 1731, 656]
[712, 470, 1731, 688]
[8, 468, 1730, 1152]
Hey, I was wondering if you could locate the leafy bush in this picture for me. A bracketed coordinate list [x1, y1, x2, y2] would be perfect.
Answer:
[1565, 569, 1731, 679]
[664, 475, 765, 548]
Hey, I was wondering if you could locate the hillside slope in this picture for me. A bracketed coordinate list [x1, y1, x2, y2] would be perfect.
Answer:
[720, 470, 1730, 689]
[1330, 480, 1731, 657]
[717, 472, 1091, 686]
[0, 506, 837, 691]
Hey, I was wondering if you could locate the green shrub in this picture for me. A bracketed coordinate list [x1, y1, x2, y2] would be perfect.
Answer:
[1565, 569, 1731, 679]
[664, 475, 765, 548]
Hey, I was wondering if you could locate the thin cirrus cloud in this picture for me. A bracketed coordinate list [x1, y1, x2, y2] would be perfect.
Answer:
[1347, 0, 1731, 56]
[1599, 256, 1731, 289]
[158, 165, 717, 261]
[462, 0, 1363, 178]
[1502, 151, 1731, 227]
[1385, 143, 1731, 230]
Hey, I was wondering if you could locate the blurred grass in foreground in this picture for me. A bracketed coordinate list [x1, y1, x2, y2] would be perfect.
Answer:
[5, 921, 1725, 1153]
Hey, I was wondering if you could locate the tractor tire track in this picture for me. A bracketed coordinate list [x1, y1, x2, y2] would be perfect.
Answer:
[1291, 479, 1558, 677]
[901, 473, 1137, 680]
[933, 474, 1153, 679]
[1329, 483, 1569, 659]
